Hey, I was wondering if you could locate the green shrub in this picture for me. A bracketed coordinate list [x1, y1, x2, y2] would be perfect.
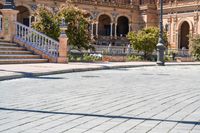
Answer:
[69, 53, 102, 62]
[189, 35, 200, 61]
[127, 55, 143, 61]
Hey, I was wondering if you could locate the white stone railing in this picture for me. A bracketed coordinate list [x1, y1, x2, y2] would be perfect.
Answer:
[93, 45, 134, 55]
[15, 22, 59, 58]
[0, 15, 2, 32]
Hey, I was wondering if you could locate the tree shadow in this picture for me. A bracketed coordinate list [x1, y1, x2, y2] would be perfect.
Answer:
[0, 107, 199, 125]
[0, 69, 65, 80]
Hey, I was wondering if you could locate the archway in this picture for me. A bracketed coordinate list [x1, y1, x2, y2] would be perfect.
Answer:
[117, 16, 129, 37]
[0, 3, 3, 14]
[16, 6, 30, 26]
[98, 14, 111, 36]
[179, 21, 190, 49]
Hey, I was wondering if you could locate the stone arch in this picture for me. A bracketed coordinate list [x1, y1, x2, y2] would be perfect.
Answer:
[0, 3, 3, 14]
[97, 13, 113, 22]
[16, 5, 31, 26]
[116, 15, 131, 23]
[117, 16, 129, 36]
[98, 14, 112, 36]
[177, 18, 193, 31]
[177, 19, 193, 49]
[179, 21, 190, 49]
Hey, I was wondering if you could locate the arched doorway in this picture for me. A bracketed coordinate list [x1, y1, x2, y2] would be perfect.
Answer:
[117, 16, 129, 37]
[16, 6, 30, 26]
[179, 21, 190, 49]
[98, 14, 111, 36]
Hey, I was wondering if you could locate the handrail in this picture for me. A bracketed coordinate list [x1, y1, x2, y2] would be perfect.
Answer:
[15, 22, 59, 58]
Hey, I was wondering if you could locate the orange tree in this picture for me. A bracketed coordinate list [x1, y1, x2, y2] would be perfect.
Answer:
[127, 27, 167, 60]
[32, 4, 91, 50]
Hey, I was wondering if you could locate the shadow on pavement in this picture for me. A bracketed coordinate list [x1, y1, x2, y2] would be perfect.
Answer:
[0, 107, 199, 125]
[0, 69, 65, 79]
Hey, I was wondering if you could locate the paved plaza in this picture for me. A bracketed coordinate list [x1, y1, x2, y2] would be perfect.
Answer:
[0, 65, 200, 133]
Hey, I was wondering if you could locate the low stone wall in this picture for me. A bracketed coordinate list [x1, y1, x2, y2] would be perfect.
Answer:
[176, 57, 195, 62]
[102, 55, 127, 62]
[14, 38, 57, 63]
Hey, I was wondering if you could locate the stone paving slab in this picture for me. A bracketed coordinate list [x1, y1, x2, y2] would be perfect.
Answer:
[0, 65, 200, 132]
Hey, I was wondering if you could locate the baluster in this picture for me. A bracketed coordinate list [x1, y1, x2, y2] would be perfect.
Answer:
[19, 25, 21, 38]
[34, 32, 36, 45]
[39, 35, 42, 49]
[16, 24, 19, 37]
[28, 29, 30, 43]
[36, 33, 38, 46]
[41, 36, 44, 49]
[31, 31, 33, 44]
[30, 31, 33, 44]
[44, 38, 47, 50]
[49, 40, 52, 55]
[24, 28, 27, 41]
[52, 42, 55, 56]
[23, 27, 25, 40]
[47, 39, 50, 54]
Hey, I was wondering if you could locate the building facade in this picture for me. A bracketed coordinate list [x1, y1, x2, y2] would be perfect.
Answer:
[0, 0, 199, 51]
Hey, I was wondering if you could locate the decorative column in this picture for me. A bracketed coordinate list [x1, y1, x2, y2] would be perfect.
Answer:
[29, 16, 32, 27]
[110, 23, 113, 37]
[129, 23, 132, 32]
[91, 22, 94, 39]
[96, 22, 98, 37]
[114, 23, 117, 38]
[57, 19, 68, 63]
[0, 0, 19, 42]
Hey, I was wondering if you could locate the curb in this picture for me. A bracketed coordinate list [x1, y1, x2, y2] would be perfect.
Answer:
[0, 64, 156, 81]
[0, 63, 200, 81]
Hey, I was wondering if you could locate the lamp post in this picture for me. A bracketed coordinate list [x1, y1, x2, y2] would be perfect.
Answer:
[3, 0, 15, 9]
[156, 0, 165, 66]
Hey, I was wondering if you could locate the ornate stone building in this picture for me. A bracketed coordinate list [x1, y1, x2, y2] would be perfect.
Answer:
[0, 0, 199, 51]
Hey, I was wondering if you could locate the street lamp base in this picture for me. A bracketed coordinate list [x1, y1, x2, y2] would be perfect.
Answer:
[156, 61, 165, 66]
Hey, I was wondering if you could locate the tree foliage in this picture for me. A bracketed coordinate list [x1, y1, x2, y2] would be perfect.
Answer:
[127, 27, 167, 59]
[32, 4, 91, 50]
[189, 34, 200, 61]
[32, 7, 60, 39]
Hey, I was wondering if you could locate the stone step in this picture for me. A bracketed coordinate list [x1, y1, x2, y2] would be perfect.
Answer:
[0, 41, 49, 64]
[0, 51, 32, 55]
[0, 42, 18, 47]
[0, 46, 26, 51]
[0, 55, 40, 59]
[0, 59, 48, 64]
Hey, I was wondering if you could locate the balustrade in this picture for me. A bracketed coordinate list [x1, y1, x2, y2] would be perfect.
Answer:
[15, 22, 59, 58]
[73, 0, 133, 8]
[93, 45, 134, 55]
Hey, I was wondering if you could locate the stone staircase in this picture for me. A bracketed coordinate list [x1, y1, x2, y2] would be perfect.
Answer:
[0, 41, 48, 64]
